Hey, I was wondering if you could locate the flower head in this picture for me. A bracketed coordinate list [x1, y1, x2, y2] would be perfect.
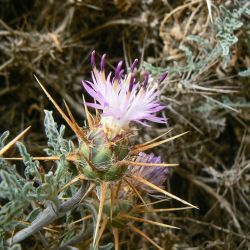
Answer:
[128, 152, 168, 194]
[82, 51, 167, 135]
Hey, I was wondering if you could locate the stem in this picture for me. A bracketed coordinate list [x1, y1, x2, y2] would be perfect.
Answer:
[7, 185, 86, 246]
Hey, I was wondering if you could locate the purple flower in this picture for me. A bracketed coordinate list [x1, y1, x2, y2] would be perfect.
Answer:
[82, 51, 167, 134]
[128, 152, 168, 194]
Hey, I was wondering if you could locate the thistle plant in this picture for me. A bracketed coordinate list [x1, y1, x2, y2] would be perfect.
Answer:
[0, 51, 196, 249]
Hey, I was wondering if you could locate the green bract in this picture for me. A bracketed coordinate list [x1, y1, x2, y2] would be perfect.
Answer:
[79, 128, 129, 181]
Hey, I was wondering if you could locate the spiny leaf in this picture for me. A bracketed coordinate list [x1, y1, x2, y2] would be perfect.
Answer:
[131, 175, 197, 208]
[0, 127, 31, 157]
[93, 181, 107, 247]
[129, 224, 163, 250]
[120, 214, 180, 229]
[132, 132, 189, 154]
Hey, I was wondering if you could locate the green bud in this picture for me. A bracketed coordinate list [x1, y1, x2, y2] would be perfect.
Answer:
[78, 128, 130, 182]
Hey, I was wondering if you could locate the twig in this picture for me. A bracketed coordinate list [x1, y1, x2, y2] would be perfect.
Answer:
[176, 168, 242, 233]
[7, 185, 86, 246]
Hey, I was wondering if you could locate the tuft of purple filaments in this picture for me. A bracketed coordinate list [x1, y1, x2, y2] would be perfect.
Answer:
[128, 152, 168, 194]
[82, 51, 168, 132]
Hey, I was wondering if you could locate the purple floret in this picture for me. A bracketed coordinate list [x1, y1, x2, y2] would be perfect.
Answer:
[128, 152, 168, 194]
[82, 51, 167, 133]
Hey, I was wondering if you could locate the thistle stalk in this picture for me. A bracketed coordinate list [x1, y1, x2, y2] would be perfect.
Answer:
[2, 51, 196, 249]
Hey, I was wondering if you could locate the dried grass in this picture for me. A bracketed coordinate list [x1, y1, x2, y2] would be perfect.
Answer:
[0, 0, 249, 249]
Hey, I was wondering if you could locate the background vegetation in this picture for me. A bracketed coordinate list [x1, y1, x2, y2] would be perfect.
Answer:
[0, 0, 249, 249]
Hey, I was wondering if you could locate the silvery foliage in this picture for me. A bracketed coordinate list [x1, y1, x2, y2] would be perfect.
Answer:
[144, 3, 250, 133]
[0, 111, 114, 249]
[145, 3, 249, 75]
[0, 111, 99, 248]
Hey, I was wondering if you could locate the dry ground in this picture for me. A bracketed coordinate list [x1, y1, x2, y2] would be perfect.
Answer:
[0, 0, 249, 249]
